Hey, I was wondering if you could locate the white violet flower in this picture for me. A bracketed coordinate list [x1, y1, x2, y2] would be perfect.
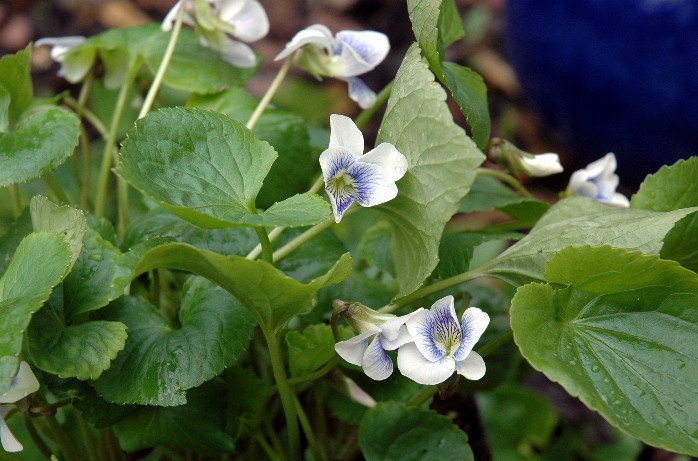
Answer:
[34, 36, 90, 83]
[334, 301, 417, 381]
[397, 296, 490, 386]
[0, 361, 40, 452]
[275, 24, 390, 108]
[567, 153, 630, 207]
[491, 138, 563, 177]
[162, 0, 269, 68]
[320, 114, 407, 223]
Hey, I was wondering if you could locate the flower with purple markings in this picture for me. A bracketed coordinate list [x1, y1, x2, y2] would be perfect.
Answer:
[566, 153, 629, 207]
[397, 296, 490, 385]
[320, 114, 407, 223]
[275, 25, 390, 108]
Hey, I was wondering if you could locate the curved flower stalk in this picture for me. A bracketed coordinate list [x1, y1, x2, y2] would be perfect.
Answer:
[334, 301, 417, 380]
[162, 0, 269, 68]
[275, 25, 390, 108]
[320, 114, 408, 223]
[397, 296, 489, 385]
[566, 153, 629, 207]
[34, 36, 89, 83]
[0, 362, 40, 452]
[490, 138, 563, 177]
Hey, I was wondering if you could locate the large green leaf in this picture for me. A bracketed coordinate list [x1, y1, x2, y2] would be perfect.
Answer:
[92, 277, 256, 406]
[441, 62, 490, 149]
[0, 107, 80, 187]
[407, 0, 442, 72]
[358, 402, 474, 461]
[631, 157, 698, 211]
[188, 88, 315, 207]
[0, 45, 32, 124]
[661, 212, 698, 273]
[30, 196, 86, 270]
[481, 197, 698, 285]
[113, 379, 235, 455]
[511, 246, 698, 456]
[438, 0, 465, 47]
[118, 107, 329, 228]
[377, 44, 484, 296]
[27, 287, 127, 380]
[0, 233, 72, 392]
[116, 241, 352, 332]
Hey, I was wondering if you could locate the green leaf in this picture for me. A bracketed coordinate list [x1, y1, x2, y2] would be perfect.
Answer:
[434, 231, 520, 279]
[144, 27, 256, 93]
[481, 197, 698, 285]
[358, 220, 396, 277]
[286, 324, 335, 377]
[477, 383, 558, 460]
[117, 241, 352, 332]
[118, 107, 329, 228]
[188, 88, 315, 208]
[113, 379, 236, 455]
[0, 209, 32, 274]
[359, 402, 474, 461]
[0, 45, 32, 124]
[0, 107, 80, 187]
[275, 227, 347, 284]
[459, 175, 530, 213]
[631, 157, 698, 211]
[511, 246, 698, 456]
[438, 0, 465, 47]
[0, 233, 72, 393]
[92, 276, 256, 406]
[27, 287, 127, 380]
[407, 0, 442, 72]
[223, 368, 270, 439]
[0, 85, 10, 132]
[377, 44, 484, 296]
[661, 212, 698, 272]
[30, 196, 86, 270]
[441, 62, 490, 149]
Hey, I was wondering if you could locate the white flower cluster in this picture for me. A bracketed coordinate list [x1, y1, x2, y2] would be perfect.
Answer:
[335, 296, 490, 386]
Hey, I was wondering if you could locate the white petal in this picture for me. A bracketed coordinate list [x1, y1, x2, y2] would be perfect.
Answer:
[0, 362, 39, 404]
[334, 331, 374, 366]
[455, 351, 486, 380]
[600, 192, 630, 208]
[274, 24, 334, 61]
[330, 30, 390, 78]
[161, 1, 185, 31]
[341, 375, 376, 407]
[218, 0, 246, 19]
[329, 114, 364, 154]
[568, 169, 598, 198]
[348, 162, 398, 207]
[397, 343, 455, 385]
[226, 0, 269, 42]
[35, 36, 86, 61]
[520, 153, 564, 177]
[344, 77, 377, 109]
[380, 325, 413, 350]
[360, 142, 408, 182]
[405, 308, 444, 363]
[0, 408, 23, 452]
[453, 307, 489, 361]
[216, 38, 258, 68]
[585, 153, 617, 178]
[362, 334, 393, 380]
[379, 310, 420, 342]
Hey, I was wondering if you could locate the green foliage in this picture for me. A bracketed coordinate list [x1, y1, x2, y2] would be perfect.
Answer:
[511, 246, 698, 456]
[0, 45, 32, 124]
[441, 62, 491, 149]
[286, 324, 335, 377]
[377, 44, 484, 297]
[358, 402, 474, 460]
[631, 157, 698, 211]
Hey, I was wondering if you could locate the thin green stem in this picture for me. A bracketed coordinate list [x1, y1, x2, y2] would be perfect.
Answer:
[309, 174, 323, 194]
[254, 227, 274, 264]
[138, 5, 184, 119]
[9, 184, 22, 217]
[379, 266, 488, 313]
[246, 57, 293, 131]
[255, 434, 284, 461]
[77, 413, 99, 461]
[77, 125, 91, 210]
[263, 328, 300, 461]
[354, 80, 394, 129]
[45, 414, 81, 461]
[272, 218, 334, 262]
[246, 226, 284, 260]
[478, 329, 513, 358]
[408, 386, 437, 407]
[286, 357, 338, 386]
[94, 61, 140, 218]
[62, 96, 109, 140]
[23, 416, 52, 459]
[293, 395, 325, 461]
[477, 167, 532, 198]
[43, 173, 70, 204]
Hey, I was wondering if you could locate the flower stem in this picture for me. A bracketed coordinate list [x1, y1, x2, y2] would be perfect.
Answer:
[272, 218, 334, 262]
[354, 79, 394, 130]
[246, 226, 285, 260]
[477, 167, 532, 198]
[63, 96, 109, 140]
[477, 329, 513, 357]
[138, 5, 185, 120]
[246, 57, 293, 131]
[256, 433, 285, 461]
[293, 394, 325, 461]
[94, 60, 140, 218]
[262, 327, 301, 461]
[24, 416, 53, 459]
[286, 357, 338, 386]
[9, 184, 22, 217]
[254, 226, 274, 264]
[43, 172, 70, 204]
[379, 266, 488, 314]
[45, 414, 81, 461]
[77, 412, 99, 461]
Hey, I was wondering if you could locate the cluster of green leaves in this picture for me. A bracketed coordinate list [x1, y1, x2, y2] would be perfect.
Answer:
[0, 0, 697, 459]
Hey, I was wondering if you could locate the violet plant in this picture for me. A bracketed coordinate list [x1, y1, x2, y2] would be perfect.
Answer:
[0, 0, 696, 460]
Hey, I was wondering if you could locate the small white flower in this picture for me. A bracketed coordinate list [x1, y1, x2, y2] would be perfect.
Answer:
[340, 375, 376, 408]
[567, 153, 629, 207]
[34, 36, 91, 83]
[334, 302, 416, 381]
[320, 114, 407, 223]
[397, 296, 489, 386]
[490, 138, 563, 177]
[1, 361, 40, 452]
[162, 0, 269, 68]
[275, 25, 390, 108]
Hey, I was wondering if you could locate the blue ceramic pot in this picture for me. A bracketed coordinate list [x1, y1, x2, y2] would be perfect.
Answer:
[505, 0, 698, 183]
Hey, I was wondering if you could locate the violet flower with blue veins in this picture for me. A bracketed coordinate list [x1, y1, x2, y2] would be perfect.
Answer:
[275, 25, 390, 108]
[320, 115, 407, 223]
[566, 153, 629, 207]
[397, 296, 490, 385]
